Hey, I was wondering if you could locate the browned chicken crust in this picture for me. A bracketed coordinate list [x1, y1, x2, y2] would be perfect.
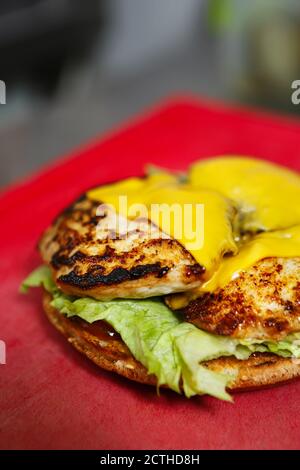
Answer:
[39, 196, 204, 300]
[184, 257, 300, 341]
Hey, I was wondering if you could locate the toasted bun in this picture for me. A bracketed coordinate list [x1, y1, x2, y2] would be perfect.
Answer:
[43, 292, 300, 393]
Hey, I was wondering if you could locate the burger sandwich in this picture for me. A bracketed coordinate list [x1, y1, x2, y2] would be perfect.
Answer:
[22, 157, 300, 401]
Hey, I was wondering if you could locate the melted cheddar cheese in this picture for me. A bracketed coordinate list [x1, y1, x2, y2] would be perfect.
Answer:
[87, 157, 300, 297]
[189, 156, 300, 232]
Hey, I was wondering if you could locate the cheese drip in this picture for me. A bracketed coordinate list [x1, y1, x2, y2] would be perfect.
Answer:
[203, 225, 300, 292]
[166, 225, 300, 310]
[87, 172, 237, 276]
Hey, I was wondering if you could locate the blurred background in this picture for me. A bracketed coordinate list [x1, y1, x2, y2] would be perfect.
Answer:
[1, 0, 300, 187]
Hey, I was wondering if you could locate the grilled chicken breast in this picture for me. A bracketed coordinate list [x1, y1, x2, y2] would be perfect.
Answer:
[39, 195, 300, 341]
[184, 257, 300, 341]
[39, 196, 204, 300]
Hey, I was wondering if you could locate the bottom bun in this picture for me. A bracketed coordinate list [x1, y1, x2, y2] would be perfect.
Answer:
[43, 292, 300, 393]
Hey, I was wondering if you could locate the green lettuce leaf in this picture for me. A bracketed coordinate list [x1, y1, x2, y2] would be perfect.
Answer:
[240, 333, 300, 359]
[51, 292, 240, 401]
[20, 265, 56, 294]
[21, 266, 300, 401]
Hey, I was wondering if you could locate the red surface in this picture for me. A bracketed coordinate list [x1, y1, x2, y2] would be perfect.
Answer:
[1, 97, 300, 450]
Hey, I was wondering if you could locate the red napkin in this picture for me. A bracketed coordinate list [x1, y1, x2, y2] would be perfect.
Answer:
[1, 97, 300, 450]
